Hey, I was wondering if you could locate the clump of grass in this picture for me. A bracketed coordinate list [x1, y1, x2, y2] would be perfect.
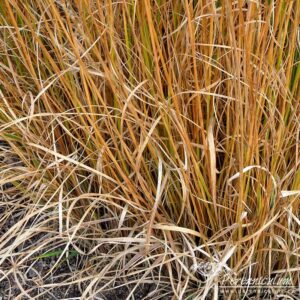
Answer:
[0, 0, 299, 298]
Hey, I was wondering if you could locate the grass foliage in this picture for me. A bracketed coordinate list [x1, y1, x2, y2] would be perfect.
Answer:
[0, 0, 300, 298]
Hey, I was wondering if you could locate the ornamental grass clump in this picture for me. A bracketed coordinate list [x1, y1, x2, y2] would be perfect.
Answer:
[0, 1, 299, 299]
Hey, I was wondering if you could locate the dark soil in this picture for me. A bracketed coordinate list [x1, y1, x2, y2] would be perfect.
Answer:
[0, 217, 168, 299]
[0, 195, 171, 299]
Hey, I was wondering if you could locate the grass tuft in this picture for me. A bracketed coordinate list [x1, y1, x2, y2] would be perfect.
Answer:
[0, 0, 299, 298]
